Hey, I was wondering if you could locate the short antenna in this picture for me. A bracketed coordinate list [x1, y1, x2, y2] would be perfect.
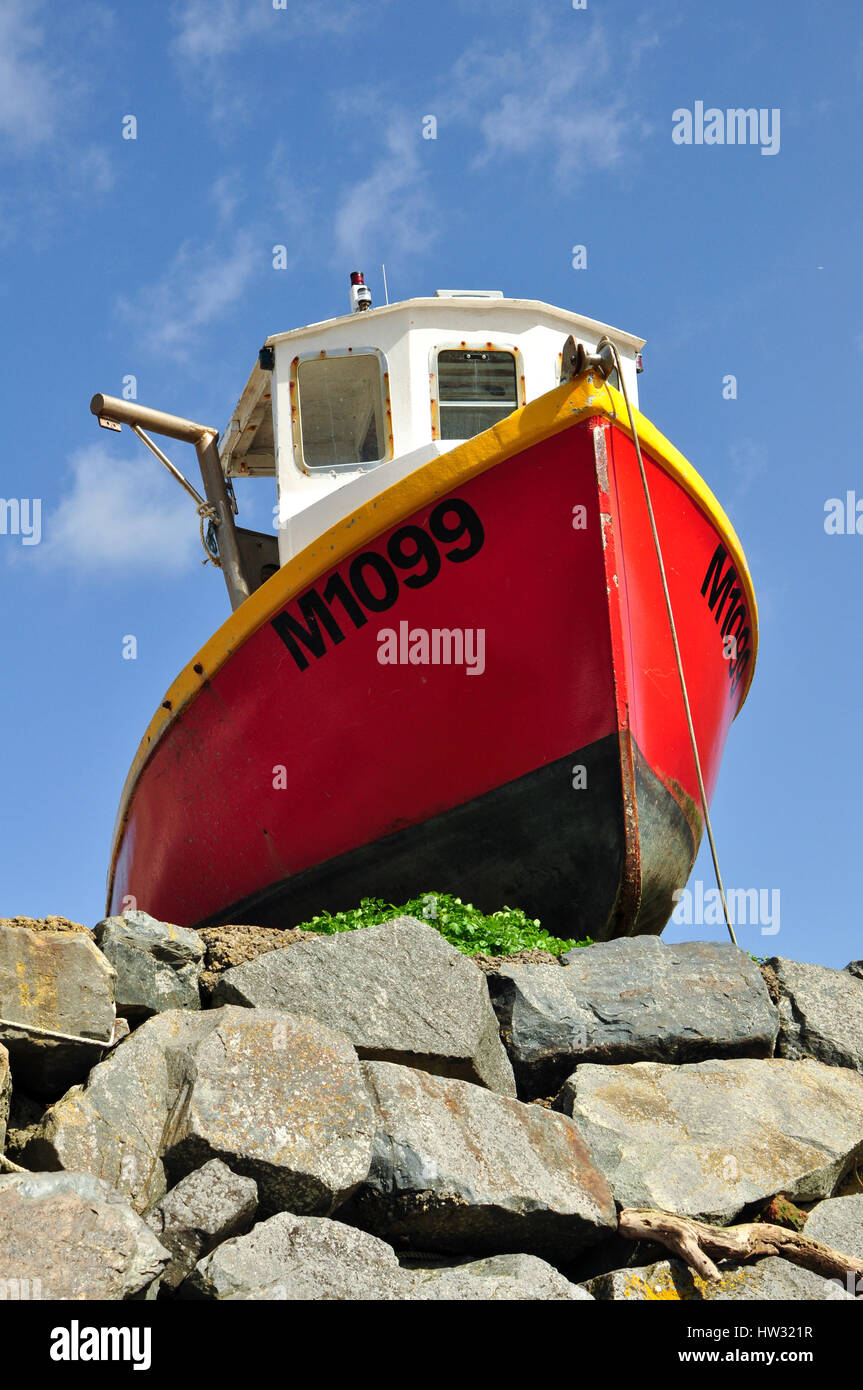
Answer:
[381, 263, 390, 305]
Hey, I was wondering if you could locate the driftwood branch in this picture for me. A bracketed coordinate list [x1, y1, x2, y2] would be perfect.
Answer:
[619, 1207, 863, 1284]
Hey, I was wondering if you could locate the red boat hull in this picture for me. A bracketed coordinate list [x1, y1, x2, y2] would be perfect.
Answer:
[108, 383, 756, 938]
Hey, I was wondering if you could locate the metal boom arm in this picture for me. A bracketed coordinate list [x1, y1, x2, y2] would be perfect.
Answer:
[89, 393, 251, 610]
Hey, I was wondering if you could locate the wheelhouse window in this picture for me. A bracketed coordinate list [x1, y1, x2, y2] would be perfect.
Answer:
[437, 349, 518, 440]
[296, 352, 386, 470]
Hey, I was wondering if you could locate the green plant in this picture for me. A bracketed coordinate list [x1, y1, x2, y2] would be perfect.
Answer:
[293, 892, 590, 958]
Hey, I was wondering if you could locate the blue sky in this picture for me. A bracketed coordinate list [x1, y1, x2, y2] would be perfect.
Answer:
[1, 0, 860, 967]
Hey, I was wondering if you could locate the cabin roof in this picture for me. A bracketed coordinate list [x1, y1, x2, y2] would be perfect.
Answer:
[219, 294, 646, 476]
[260, 295, 645, 351]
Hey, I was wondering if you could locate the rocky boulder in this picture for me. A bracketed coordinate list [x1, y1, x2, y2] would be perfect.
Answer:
[184, 1212, 409, 1300]
[846, 961, 863, 980]
[93, 911, 203, 1020]
[0, 1043, 10, 1150]
[197, 924, 315, 998]
[0, 1171, 169, 1299]
[340, 1060, 616, 1259]
[409, 1252, 594, 1300]
[24, 1009, 215, 1211]
[0, 924, 116, 1097]
[584, 1255, 855, 1301]
[768, 956, 863, 1073]
[489, 939, 778, 1097]
[0, 916, 90, 935]
[183, 1214, 593, 1302]
[144, 1159, 258, 1291]
[804, 1193, 863, 1294]
[213, 917, 516, 1096]
[2, 1089, 44, 1165]
[26, 1006, 375, 1217]
[559, 1057, 863, 1223]
[162, 1008, 375, 1215]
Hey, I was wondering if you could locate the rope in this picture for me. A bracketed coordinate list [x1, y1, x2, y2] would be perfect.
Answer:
[198, 504, 222, 568]
[0, 1153, 27, 1174]
[605, 343, 738, 948]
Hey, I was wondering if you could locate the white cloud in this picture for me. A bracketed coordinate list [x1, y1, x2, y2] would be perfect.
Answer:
[116, 233, 259, 359]
[40, 444, 200, 575]
[75, 143, 115, 195]
[329, 16, 654, 267]
[333, 120, 436, 264]
[171, 0, 373, 62]
[447, 19, 648, 178]
[210, 172, 241, 224]
[0, 1, 60, 151]
[0, 2, 116, 247]
[169, 0, 382, 122]
[265, 142, 316, 233]
[728, 438, 769, 507]
[171, 0, 256, 64]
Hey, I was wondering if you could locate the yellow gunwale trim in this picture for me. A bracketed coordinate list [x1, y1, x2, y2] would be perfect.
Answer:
[107, 374, 759, 906]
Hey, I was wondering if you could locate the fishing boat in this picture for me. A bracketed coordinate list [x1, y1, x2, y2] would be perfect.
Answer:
[91, 279, 757, 939]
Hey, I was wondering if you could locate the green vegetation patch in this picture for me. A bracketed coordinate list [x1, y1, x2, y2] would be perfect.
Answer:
[293, 893, 590, 958]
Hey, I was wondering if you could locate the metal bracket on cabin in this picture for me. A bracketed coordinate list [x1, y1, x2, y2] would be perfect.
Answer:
[562, 334, 616, 382]
[88, 393, 252, 610]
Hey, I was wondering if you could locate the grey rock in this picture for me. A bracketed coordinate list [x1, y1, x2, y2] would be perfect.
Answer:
[162, 1008, 375, 1216]
[110, 1016, 131, 1047]
[770, 956, 863, 1073]
[213, 917, 516, 1097]
[144, 1159, 258, 1291]
[804, 1194, 863, 1293]
[26, 1007, 375, 1218]
[490, 939, 778, 1097]
[846, 961, 863, 980]
[0, 1044, 9, 1149]
[408, 1252, 594, 1300]
[3, 1089, 44, 1163]
[0, 925, 116, 1097]
[93, 910, 203, 1021]
[0, 1171, 169, 1299]
[24, 1009, 216, 1212]
[560, 1057, 863, 1223]
[184, 1212, 408, 1300]
[585, 1255, 855, 1301]
[341, 1060, 616, 1259]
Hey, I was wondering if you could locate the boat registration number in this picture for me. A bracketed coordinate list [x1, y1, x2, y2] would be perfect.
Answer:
[270, 498, 485, 672]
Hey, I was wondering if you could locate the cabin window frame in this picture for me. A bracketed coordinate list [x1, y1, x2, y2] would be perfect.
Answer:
[429, 342, 525, 443]
[289, 347, 393, 476]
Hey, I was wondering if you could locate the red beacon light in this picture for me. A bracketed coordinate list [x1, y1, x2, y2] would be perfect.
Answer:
[350, 271, 372, 314]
